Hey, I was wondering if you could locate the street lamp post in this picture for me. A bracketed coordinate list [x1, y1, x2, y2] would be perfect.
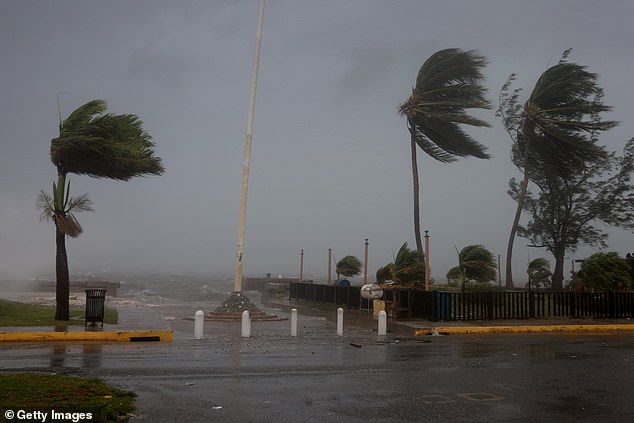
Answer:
[363, 239, 369, 285]
[424, 230, 430, 291]
[328, 248, 332, 285]
[299, 249, 304, 283]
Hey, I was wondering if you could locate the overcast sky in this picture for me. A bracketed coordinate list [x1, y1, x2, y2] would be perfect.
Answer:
[1, 0, 633, 284]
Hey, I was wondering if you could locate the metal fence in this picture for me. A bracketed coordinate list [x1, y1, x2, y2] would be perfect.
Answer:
[289, 282, 634, 321]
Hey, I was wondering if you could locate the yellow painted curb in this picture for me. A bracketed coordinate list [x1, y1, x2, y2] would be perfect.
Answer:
[0, 330, 173, 342]
[415, 324, 634, 336]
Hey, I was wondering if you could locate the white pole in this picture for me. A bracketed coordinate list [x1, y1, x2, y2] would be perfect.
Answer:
[234, 0, 265, 293]
[337, 307, 344, 336]
[378, 310, 387, 336]
[291, 308, 298, 337]
[194, 310, 204, 339]
[241, 310, 251, 338]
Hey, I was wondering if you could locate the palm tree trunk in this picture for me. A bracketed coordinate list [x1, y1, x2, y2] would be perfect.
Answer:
[410, 130, 423, 256]
[54, 222, 70, 321]
[54, 171, 70, 320]
[506, 137, 531, 289]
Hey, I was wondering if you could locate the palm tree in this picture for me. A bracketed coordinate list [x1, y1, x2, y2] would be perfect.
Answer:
[38, 99, 164, 320]
[498, 50, 618, 288]
[450, 244, 497, 292]
[399, 48, 491, 257]
[376, 242, 424, 287]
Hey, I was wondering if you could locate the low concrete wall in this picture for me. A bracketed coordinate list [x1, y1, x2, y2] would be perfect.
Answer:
[243, 277, 309, 291]
[34, 280, 120, 296]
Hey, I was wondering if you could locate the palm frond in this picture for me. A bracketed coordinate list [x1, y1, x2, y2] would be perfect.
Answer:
[410, 128, 458, 163]
[508, 58, 619, 175]
[36, 191, 55, 222]
[419, 118, 490, 159]
[51, 101, 165, 179]
[400, 48, 491, 163]
[415, 49, 489, 95]
[458, 244, 497, 283]
[66, 193, 94, 214]
[393, 242, 424, 284]
[59, 99, 107, 137]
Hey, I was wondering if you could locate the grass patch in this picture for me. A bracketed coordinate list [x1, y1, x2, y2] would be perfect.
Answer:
[0, 373, 135, 422]
[0, 299, 118, 327]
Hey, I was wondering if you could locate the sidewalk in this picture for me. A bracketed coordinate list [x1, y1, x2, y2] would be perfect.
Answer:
[0, 305, 173, 342]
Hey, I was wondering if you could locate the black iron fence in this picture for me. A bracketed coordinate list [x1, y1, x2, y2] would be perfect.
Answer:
[289, 282, 634, 321]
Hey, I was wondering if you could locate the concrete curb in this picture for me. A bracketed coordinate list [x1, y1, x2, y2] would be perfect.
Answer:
[0, 330, 173, 342]
[415, 324, 634, 336]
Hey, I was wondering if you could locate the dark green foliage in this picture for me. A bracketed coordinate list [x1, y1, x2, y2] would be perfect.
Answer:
[39, 99, 165, 320]
[399, 48, 491, 257]
[498, 49, 618, 288]
[509, 138, 634, 289]
[527, 258, 552, 289]
[451, 244, 497, 291]
[335, 255, 362, 278]
[459, 244, 497, 283]
[400, 48, 491, 163]
[576, 252, 633, 291]
[446, 266, 462, 282]
[376, 243, 424, 286]
[0, 374, 135, 422]
[51, 99, 164, 180]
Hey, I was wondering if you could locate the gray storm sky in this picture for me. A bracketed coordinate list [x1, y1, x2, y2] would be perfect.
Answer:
[1, 0, 633, 283]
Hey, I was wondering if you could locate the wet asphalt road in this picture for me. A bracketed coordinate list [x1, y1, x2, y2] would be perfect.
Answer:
[1, 314, 634, 422]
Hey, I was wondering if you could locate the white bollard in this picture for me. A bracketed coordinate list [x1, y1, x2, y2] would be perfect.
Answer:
[337, 307, 344, 336]
[241, 310, 251, 338]
[291, 308, 298, 337]
[378, 310, 387, 336]
[194, 310, 204, 339]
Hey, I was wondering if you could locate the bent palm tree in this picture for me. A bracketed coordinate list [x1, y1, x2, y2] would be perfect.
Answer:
[399, 48, 491, 258]
[39, 99, 164, 320]
[450, 244, 497, 292]
[376, 242, 424, 287]
[498, 50, 617, 289]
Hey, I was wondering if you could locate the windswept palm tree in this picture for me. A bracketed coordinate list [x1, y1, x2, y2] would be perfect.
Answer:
[498, 50, 618, 288]
[399, 48, 491, 259]
[376, 242, 424, 287]
[449, 244, 497, 292]
[38, 99, 164, 320]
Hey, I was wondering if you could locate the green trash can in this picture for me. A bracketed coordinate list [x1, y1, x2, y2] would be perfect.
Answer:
[85, 288, 107, 326]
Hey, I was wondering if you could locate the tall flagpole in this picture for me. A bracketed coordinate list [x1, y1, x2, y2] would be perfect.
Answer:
[234, 0, 265, 292]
